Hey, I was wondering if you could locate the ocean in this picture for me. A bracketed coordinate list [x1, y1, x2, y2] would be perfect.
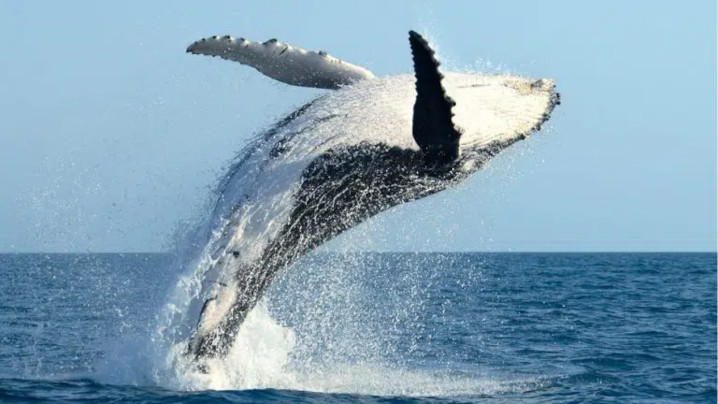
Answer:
[0, 252, 715, 402]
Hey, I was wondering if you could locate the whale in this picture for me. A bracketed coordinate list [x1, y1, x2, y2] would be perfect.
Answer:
[181, 30, 560, 360]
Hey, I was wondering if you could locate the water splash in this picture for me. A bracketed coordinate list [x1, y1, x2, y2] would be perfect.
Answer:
[161, 303, 296, 391]
[153, 254, 546, 397]
[141, 71, 558, 396]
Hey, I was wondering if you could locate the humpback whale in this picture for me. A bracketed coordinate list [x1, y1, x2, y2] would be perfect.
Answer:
[182, 31, 559, 360]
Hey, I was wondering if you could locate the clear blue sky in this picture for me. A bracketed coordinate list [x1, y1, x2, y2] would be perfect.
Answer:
[0, 1, 715, 252]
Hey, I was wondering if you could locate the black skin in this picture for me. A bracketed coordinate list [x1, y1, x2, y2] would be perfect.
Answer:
[188, 142, 468, 358]
[186, 136, 528, 358]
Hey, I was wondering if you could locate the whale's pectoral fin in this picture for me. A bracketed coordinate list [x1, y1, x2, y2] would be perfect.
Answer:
[187, 35, 375, 90]
[409, 31, 462, 164]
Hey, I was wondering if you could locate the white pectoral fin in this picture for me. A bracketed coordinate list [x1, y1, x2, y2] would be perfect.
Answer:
[187, 35, 375, 89]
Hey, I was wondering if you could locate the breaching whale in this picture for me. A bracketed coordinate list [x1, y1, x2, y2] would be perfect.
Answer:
[182, 31, 560, 360]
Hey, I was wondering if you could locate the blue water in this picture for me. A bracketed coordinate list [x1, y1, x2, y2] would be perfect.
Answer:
[0, 253, 715, 402]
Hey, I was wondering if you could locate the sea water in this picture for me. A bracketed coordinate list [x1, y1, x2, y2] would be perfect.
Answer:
[0, 252, 715, 402]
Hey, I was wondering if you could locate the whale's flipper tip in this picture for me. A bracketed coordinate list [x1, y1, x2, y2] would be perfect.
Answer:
[409, 31, 461, 164]
[186, 34, 375, 89]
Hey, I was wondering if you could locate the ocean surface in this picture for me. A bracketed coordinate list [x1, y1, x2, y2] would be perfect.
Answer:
[0, 252, 715, 403]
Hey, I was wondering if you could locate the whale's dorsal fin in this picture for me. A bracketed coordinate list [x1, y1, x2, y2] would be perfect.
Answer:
[409, 31, 462, 163]
[187, 35, 375, 89]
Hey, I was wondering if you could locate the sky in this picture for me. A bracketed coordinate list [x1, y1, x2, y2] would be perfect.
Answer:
[0, 1, 715, 252]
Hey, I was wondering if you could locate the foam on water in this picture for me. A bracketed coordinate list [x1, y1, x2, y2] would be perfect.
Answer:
[139, 234, 540, 398]
[158, 298, 546, 397]
[162, 303, 296, 391]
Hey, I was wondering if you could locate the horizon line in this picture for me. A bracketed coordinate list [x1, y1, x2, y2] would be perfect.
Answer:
[0, 250, 715, 255]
